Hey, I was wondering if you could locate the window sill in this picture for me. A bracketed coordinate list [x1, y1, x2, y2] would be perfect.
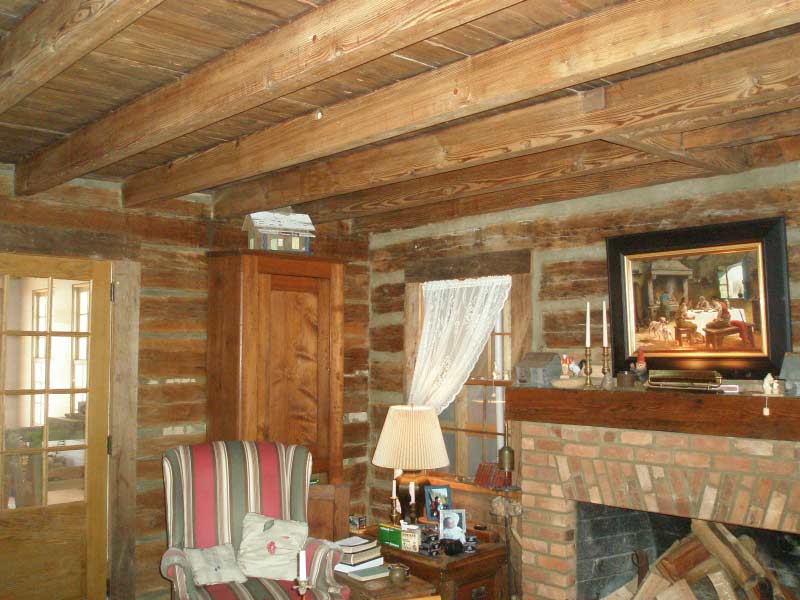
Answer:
[426, 474, 521, 501]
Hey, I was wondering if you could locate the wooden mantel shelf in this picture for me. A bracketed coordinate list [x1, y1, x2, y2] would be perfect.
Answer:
[506, 387, 800, 442]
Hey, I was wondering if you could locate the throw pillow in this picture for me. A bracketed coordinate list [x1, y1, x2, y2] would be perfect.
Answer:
[185, 543, 247, 586]
[237, 513, 308, 580]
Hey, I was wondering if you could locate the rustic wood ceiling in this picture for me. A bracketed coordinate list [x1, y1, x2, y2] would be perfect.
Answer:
[2, 0, 800, 232]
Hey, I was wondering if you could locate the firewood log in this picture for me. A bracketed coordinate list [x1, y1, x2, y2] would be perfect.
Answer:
[632, 573, 671, 600]
[691, 520, 762, 587]
[708, 570, 737, 600]
[654, 535, 711, 581]
[654, 579, 697, 600]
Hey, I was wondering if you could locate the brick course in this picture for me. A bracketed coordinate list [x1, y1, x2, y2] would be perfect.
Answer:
[519, 423, 800, 599]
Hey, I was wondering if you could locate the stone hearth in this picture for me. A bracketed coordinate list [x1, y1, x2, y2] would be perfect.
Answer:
[517, 421, 800, 599]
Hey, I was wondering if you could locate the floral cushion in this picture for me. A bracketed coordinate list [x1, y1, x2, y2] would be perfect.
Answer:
[238, 513, 308, 580]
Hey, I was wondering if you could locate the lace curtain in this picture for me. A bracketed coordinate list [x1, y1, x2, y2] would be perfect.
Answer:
[408, 275, 512, 415]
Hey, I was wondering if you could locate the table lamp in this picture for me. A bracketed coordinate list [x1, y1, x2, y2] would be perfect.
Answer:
[372, 405, 449, 524]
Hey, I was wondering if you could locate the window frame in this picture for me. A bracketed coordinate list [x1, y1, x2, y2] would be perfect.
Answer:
[404, 273, 528, 485]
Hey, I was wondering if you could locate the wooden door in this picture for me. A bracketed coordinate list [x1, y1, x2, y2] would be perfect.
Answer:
[0, 254, 111, 600]
[258, 273, 332, 475]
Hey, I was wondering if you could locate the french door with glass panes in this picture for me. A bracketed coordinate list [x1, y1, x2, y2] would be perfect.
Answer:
[0, 253, 110, 600]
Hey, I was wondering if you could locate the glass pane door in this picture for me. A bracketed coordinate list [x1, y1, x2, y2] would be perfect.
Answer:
[1, 276, 92, 508]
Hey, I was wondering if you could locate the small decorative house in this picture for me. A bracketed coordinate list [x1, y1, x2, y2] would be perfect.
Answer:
[242, 211, 316, 253]
[514, 352, 562, 387]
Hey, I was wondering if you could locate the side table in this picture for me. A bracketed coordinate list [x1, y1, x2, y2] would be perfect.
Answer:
[335, 571, 437, 600]
[378, 543, 506, 600]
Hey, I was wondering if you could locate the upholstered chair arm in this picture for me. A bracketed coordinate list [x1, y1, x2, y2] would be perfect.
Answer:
[161, 548, 199, 600]
[303, 538, 349, 600]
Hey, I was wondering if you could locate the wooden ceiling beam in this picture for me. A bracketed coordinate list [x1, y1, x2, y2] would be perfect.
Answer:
[215, 32, 800, 219]
[604, 133, 750, 173]
[0, 0, 167, 115]
[126, 0, 800, 208]
[300, 141, 659, 223]
[14, 0, 524, 196]
[682, 109, 800, 150]
[352, 161, 710, 233]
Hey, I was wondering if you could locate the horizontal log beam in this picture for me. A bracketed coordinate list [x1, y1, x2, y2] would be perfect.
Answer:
[605, 132, 750, 173]
[218, 32, 800, 220]
[506, 387, 800, 441]
[353, 161, 710, 232]
[0, 0, 166, 115]
[128, 0, 800, 208]
[683, 108, 800, 149]
[15, 0, 523, 195]
[301, 141, 657, 223]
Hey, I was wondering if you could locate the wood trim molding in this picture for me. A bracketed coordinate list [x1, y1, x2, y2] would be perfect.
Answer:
[506, 387, 800, 441]
[109, 260, 141, 599]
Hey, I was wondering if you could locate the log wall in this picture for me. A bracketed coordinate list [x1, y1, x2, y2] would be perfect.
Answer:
[0, 165, 370, 599]
[366, 160, 800, 549]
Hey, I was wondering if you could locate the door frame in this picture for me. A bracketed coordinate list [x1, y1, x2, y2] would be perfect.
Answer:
[108, 260, 140, 599]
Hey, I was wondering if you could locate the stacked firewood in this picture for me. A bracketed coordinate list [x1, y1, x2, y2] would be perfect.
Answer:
[604, 520, 796, 600]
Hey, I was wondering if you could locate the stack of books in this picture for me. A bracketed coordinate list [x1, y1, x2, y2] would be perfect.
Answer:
[474, 462, 511, 489]
[333, 536, 385, 577]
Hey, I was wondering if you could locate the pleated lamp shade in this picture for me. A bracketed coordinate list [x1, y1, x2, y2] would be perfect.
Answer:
[372, 405, 450, 470]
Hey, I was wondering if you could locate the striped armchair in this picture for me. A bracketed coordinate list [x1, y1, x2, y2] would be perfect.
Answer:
[161, 441, 348, 600]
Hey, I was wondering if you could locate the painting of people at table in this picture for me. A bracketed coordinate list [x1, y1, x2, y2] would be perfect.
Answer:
[624, 243, 766, 355]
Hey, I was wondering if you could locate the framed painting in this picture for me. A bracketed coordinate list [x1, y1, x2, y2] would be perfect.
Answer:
[606, 217, 791, 378]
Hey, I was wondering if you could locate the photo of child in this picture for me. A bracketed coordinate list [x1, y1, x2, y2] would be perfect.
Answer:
[439, 508, 466, 544]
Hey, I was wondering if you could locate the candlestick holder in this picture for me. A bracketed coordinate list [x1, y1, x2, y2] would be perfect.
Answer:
[294, 579, 309, 597]
[600, 346, 615, 390]
[407, 501, 417, 524]
[583, 347, 595, 389]
[390, 496, 400, 525]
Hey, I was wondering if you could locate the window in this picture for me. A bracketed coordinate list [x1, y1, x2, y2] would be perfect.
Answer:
[718, 262, 744, 300]
[438, 302, 511, 480]
[71, 284, 90, 414]
[31, 289, 47, 426]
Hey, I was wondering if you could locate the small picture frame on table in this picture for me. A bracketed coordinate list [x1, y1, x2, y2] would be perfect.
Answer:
[439, 508, 466, 544]
[423, 484, 451, 520]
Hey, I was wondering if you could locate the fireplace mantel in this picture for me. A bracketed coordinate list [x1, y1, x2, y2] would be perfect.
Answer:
[506, 387, 800, 441]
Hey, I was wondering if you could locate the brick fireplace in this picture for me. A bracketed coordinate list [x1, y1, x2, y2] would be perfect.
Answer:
[509, 390, 800, 600]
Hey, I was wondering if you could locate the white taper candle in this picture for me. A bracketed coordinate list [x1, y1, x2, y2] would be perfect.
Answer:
[410, 481, 415, 503]
[392, 479, 397, 498]
[298, 550, 307, 581]
[585, 301, 591, 348]
[602, 301, 608, 348]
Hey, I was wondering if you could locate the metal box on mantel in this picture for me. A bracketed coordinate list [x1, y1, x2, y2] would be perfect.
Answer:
[514, 352, 561, 387]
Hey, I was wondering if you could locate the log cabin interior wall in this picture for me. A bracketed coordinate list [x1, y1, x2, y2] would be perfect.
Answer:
[3, 0, 800, 597]
[0, 166, 370, 598]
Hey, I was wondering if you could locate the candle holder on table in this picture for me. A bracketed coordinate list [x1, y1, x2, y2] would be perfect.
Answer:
[294, 579, 309, 597]
[407, 501, 418, 524]
[390, 496, 400, 525]
[583, 347, 595, 389]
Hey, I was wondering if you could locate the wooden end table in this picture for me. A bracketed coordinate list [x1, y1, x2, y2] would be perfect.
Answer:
[335, 571, 436, 600]
[358, 527, 506, 600]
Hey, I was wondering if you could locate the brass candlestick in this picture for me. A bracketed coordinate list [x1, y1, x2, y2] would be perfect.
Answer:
[583, 347, 595, 388]
[408, 501, 418, 524]
[602, 346, 610, 376]
[390, 496, 400, 525]
[293, 580, 308, 598]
